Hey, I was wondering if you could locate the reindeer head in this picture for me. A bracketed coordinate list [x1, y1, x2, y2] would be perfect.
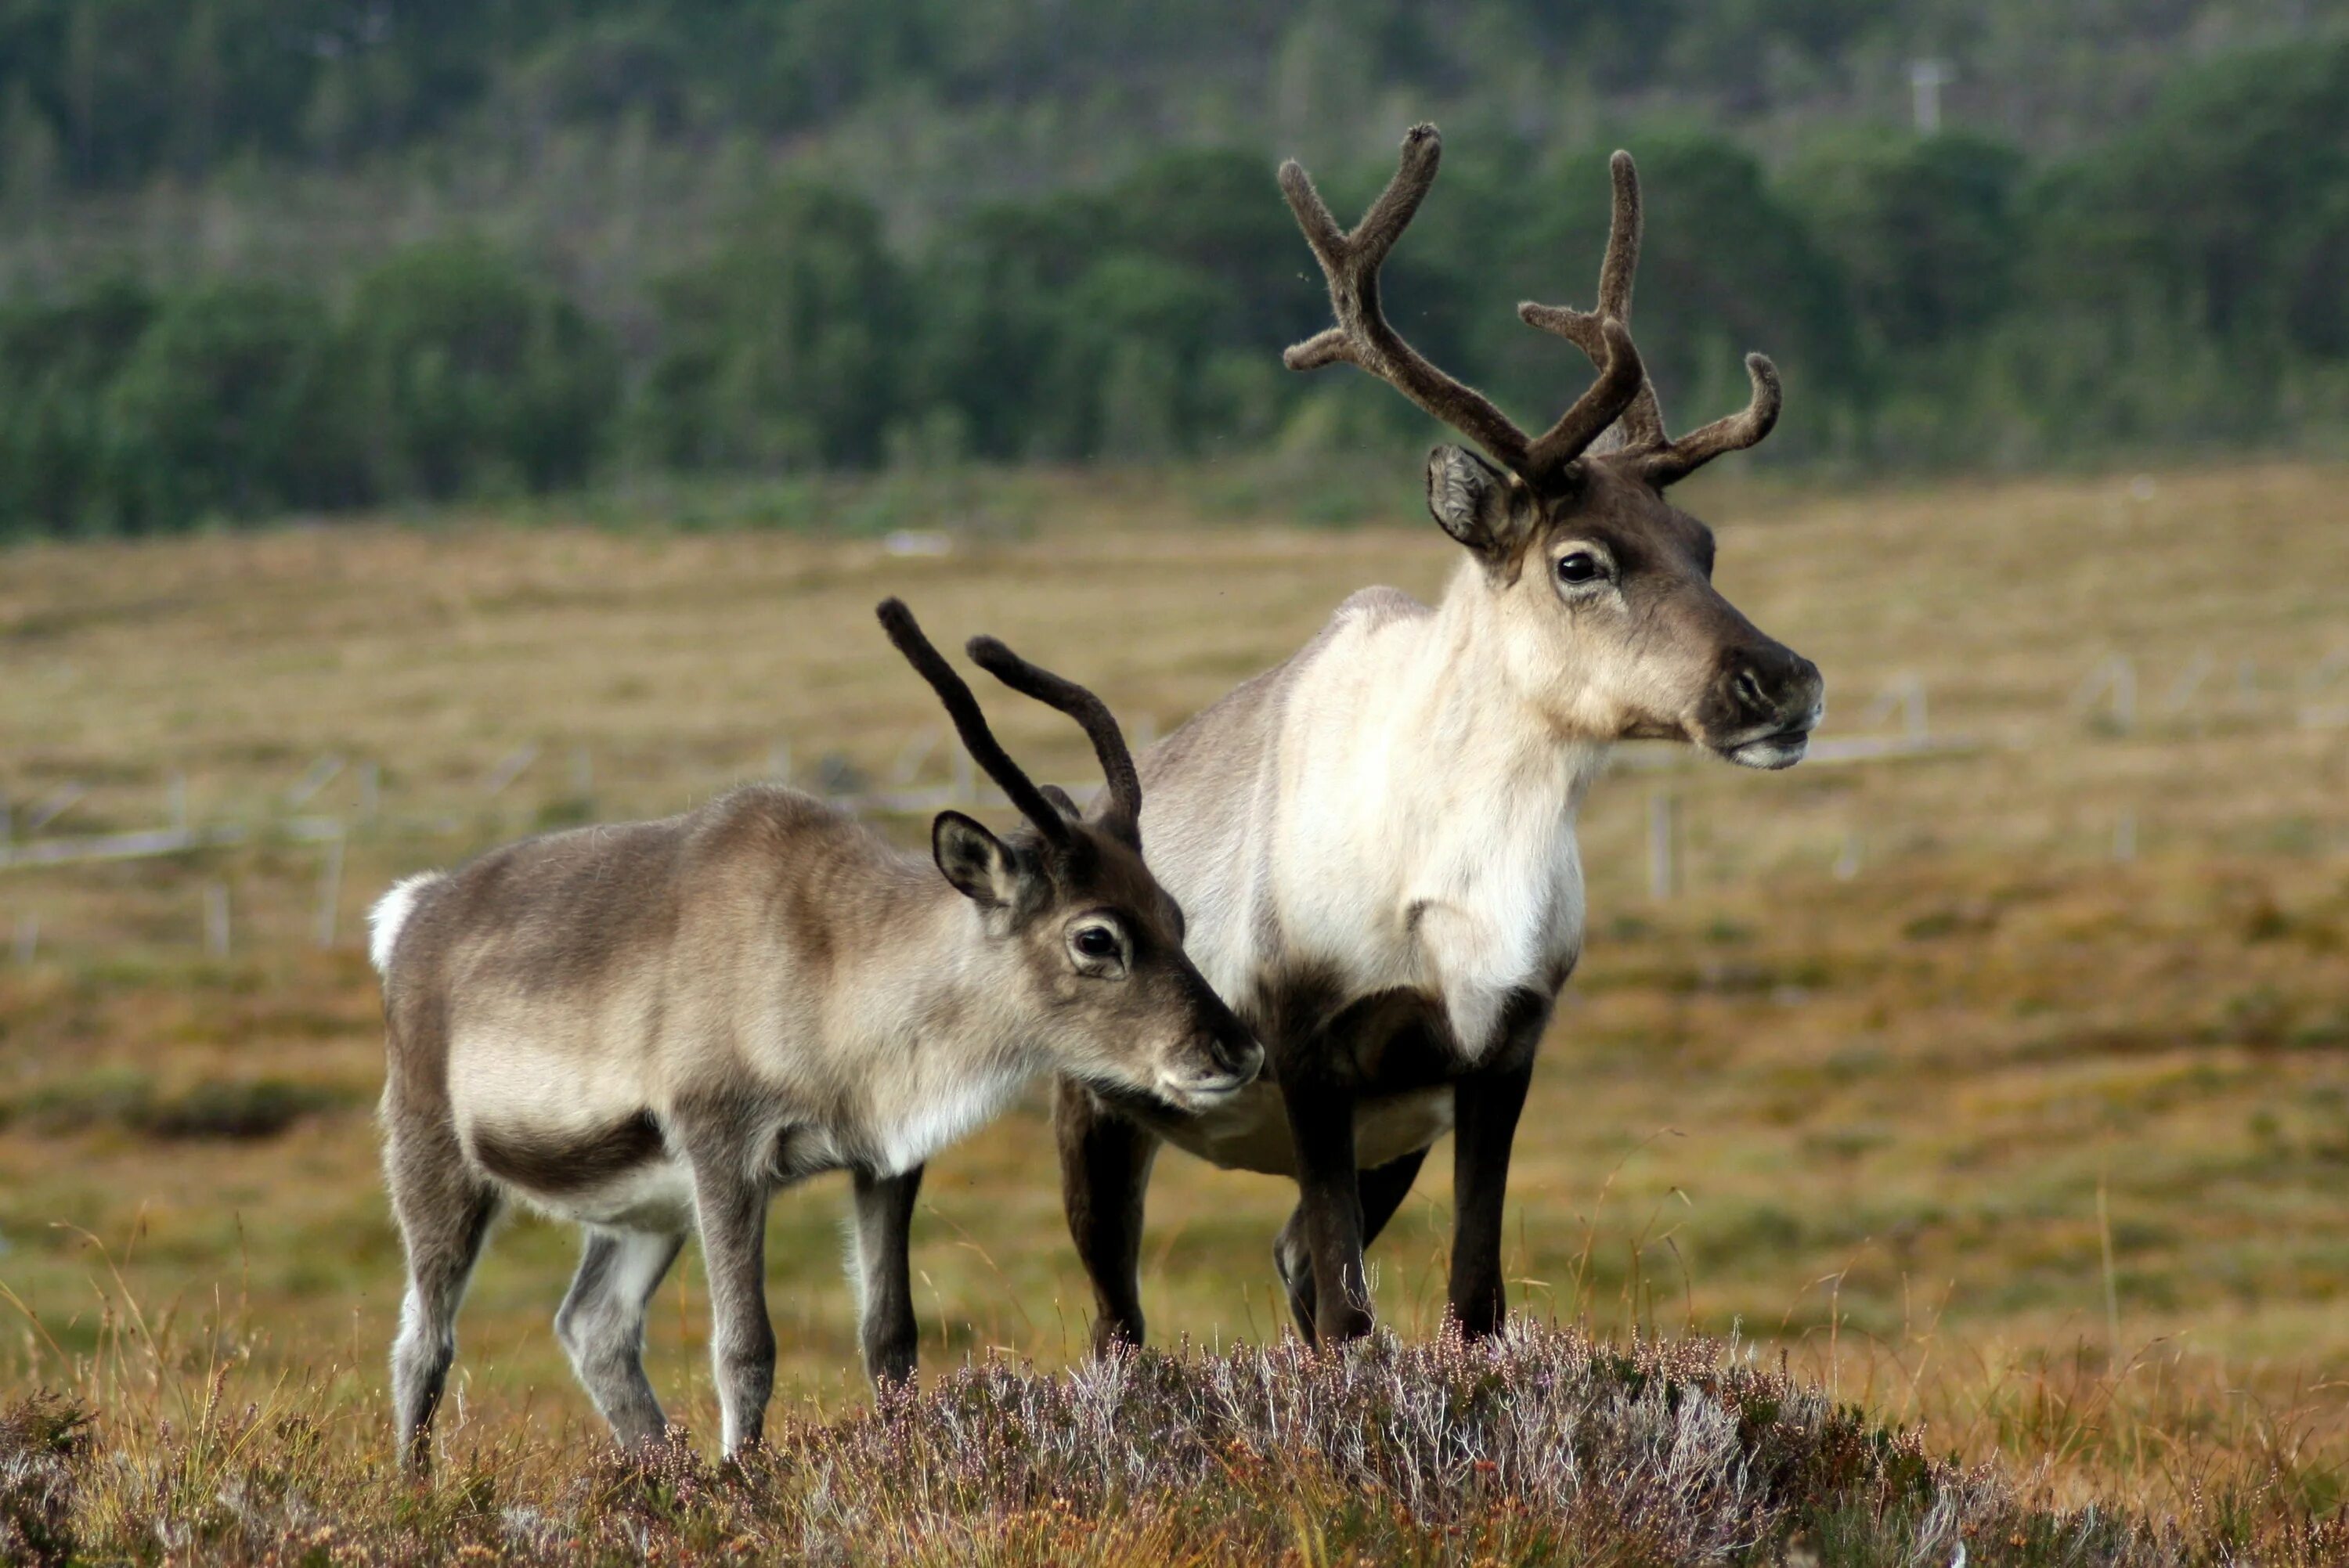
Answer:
[877, 600, 1263, 1110]
[1282, 126, 1824, 767]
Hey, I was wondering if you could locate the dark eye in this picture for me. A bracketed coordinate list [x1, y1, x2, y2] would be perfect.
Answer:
[1074, 926, 1120, 960]
[1556, 551, 1604, 585]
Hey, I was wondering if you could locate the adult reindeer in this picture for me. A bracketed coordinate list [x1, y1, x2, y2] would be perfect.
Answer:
[371, 601, 1260, 1467]
[867, 124, 1824, 1356]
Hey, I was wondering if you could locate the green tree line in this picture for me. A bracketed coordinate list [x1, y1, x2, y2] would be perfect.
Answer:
[2, 30, 2346, 535]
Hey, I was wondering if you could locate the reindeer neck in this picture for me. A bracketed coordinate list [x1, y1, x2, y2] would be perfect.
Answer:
[797, 861, 1041, 1171]
[1390, 559, 1615, 813]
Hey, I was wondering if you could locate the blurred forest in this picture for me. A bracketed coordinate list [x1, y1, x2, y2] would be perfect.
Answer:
[2, 0, 2347, 534]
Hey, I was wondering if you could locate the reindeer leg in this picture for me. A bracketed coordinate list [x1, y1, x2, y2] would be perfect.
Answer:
[1055, 1078, 1160, 1354]
[848, 1165, 924, 1389]
[1280, 1077, 1373, 1345]
[1449, 997, 1547, 1336]
[687, 1157, 775, 1458]
[556, 1227, 687, 1449]
[384, 1111, 498, 1474]
[1274, 1144, 1428, 1339]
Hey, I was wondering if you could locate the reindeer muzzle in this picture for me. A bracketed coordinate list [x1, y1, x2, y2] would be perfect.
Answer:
[1706, 643, 1824, 770]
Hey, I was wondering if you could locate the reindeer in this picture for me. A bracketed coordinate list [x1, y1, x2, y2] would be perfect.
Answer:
[853, 125, 1827, 1357]
[369, 600, 1261, 1468]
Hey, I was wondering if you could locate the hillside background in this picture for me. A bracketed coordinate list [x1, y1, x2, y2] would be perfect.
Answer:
[2, 0, 2348, 535]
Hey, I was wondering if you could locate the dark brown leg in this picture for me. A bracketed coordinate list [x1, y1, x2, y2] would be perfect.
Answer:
[1449, 1054, 1538, 1337]
[1056, 1078, 1160, 1354]
[1280, 1079, 1373, 1344]
[850, 1166, 924, 1388]
[1274, 1144, 1428, 1339]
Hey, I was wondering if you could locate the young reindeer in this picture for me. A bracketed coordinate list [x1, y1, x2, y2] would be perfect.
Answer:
[853, 124, 1829, 1358]
[370, 600, 1261, 1468]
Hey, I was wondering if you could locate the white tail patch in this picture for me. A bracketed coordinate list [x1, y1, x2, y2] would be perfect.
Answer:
[369, 872, 445, 974]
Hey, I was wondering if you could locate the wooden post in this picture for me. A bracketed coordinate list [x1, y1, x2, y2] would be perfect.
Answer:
[204, 883, 230, 960]
[13, 914, 38, 965]
[768, 741, 792, 784]
[359, 761, 381, 824]
[952, 743, 975, 808]
[570, 746, 594, 796]
[2113, 810, 2138, 863]
[1833, 831, 1863, 881]
[1647, 790, 1678, 902]
[315, 834, 345, 948]
[168, 770, 189, 834]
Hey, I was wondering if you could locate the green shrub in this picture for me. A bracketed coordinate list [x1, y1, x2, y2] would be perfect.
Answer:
[99, 280, 357, 531]
[0, 279, 155, 536]
[642, 184, 904, 471]
[345, 241, 621, 499]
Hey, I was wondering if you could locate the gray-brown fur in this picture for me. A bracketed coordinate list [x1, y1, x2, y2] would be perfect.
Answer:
[373, 600, 1261, 1469]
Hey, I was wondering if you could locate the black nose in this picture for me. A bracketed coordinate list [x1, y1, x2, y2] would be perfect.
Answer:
[1211, 1028, 1264, 1082]
[1727, 643, 1821, 723]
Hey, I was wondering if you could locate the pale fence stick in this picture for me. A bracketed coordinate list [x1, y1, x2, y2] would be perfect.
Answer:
[315, 834, 345, 949]
[285, 755, 345, 809]
[204, 883, 230, 960]
[13, 913, 38, 964]
[2162, 653, 2214, 716]
[1833, 832, 1864, 881]
[25, 784, 87, 834]
[890, 730, 939, 785]
[952, 743, 975, 808]
[168, 771, 189, 833]
[482, 744, 541, 798]
[1647, 790, 1679, 902]
[2113, 810, 2138, 863]
[2073, 654, 2137, 733]
[359, 761, 381, 823]
[570, 746, 594, 797]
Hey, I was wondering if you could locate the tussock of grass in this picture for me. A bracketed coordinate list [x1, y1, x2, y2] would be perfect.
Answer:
[0, 1072, 342, 1141]
[7, 1327, 2344, 1566]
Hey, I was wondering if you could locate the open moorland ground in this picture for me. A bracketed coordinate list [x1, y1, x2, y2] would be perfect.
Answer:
[2, 460, 2347, 1562]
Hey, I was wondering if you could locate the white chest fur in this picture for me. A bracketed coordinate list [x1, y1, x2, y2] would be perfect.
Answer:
[1221, 593, 1600, 1062]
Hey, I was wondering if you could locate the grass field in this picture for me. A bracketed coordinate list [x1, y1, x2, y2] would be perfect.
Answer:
[2, 459, 2347, 1561]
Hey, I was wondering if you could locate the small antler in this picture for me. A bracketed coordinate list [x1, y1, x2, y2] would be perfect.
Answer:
[967, 636, 1142, 843]
[875, 599, 1069, 845]
[1280, 123, 1645, 490]
[1517, 150, 1781, 485]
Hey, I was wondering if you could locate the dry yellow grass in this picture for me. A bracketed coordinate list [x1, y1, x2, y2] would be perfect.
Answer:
[2, 459, 2346, 1534]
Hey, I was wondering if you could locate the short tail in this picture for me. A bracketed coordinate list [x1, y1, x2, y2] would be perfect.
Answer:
[369, 872, 445, 975]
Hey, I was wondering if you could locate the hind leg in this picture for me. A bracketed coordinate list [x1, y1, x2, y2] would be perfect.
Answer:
[385, 1119, 499, 1473]
[1274, 1145, 1428, 1342]
[555, 1227, 687, 1449]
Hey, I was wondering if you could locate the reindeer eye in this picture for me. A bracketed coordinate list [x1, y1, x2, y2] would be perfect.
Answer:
[1073, 926, 1120, 960]
[1556, 551, 1604, 585]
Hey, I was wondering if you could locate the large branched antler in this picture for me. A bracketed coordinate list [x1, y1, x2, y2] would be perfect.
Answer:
[875, 599, 1070, 845]
[1280, 123, 1646, 490]
[967, 636, 1142, 845]
[1517, 150, 1781, 487]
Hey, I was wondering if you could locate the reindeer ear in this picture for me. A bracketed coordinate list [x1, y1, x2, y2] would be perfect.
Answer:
[1037, 784, 1084, 825]
[1425, 445, 1525, 557]
[933, 812, 1028, 909]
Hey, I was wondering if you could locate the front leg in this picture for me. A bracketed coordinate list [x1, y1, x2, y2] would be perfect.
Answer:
[1280, 1078, 1372, 1344]
[688, 1156, 776, 1458]
[849, 1166, 923, 1389]
[1055, 1078, 1159, 1355]
[1449, 1051, 1537, 1338]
